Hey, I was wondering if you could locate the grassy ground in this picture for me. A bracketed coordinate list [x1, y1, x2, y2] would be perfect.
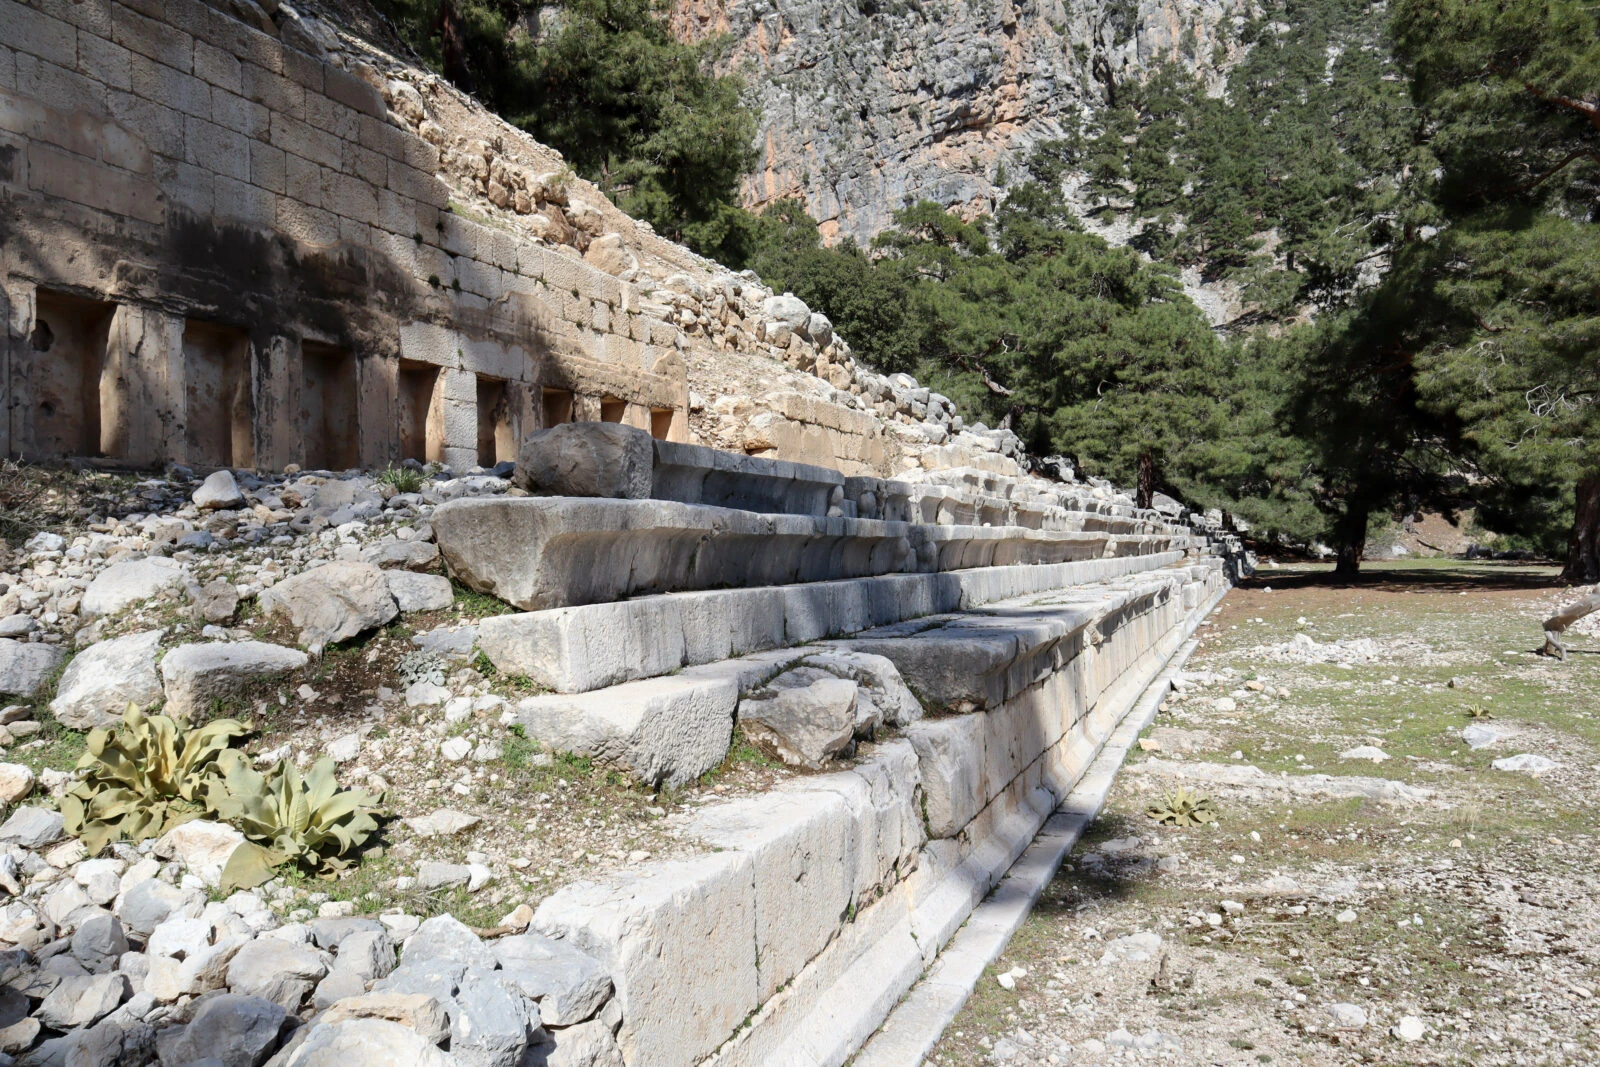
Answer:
[928, 560, 1600, 1066]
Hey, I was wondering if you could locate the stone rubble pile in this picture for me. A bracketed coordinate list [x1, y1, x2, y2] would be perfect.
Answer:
[0, 462, 513, 707]
[0, 797, 620, 1065]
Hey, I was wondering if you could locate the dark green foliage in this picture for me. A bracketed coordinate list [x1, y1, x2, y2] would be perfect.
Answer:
[375, 0, 756, 262]
[1068, 0, 1432, 323]
[755, 183, 1317, 538]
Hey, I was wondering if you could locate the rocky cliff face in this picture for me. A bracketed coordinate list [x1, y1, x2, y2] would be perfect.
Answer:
[674, 0, 1252, 243]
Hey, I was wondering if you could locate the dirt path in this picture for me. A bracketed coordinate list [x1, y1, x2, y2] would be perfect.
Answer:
[928, 560, 1600, 1066]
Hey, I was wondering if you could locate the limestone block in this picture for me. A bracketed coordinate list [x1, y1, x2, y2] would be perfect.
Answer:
[684, 790, 854, 1001]
[433, 497, 913, 611]
[159, 641, 309, 719]
[845, 739, 925, 887]
[651, 439, 843, 516]
[514, 671, 737, 787]
[532, 853, 758, 1067]
[738, 675, 858, 770]
[51, 629, 165, 730]
[0, 640, 65, 699]
[81, 557, 187, 618]
[481, 598, 685, 693]
[904, 714, 986, 838]
[514, 422, 652, 499]
[801, 649, 923, 726]
[258, 561, 398, 653]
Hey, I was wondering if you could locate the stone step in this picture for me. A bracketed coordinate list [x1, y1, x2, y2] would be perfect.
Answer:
[524, 561, 1229, 1067]
[433, 496, 1185, 611]
[505, 559, 1225, 788]
[478, 549, 1196, 693]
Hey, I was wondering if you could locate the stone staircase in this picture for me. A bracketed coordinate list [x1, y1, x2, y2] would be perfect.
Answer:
[430, 424, 1239, 1067]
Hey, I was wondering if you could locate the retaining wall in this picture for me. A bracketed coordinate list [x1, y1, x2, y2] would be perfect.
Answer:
[1, 0, 688, 470]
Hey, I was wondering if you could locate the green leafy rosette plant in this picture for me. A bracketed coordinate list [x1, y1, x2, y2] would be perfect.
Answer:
[1145, 786, 1220, 828]
[61, 706, 249, 855]
[208, 755, 382, 891]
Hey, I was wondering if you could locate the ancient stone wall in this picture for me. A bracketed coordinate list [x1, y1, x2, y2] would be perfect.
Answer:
[0, 0, 691, 472]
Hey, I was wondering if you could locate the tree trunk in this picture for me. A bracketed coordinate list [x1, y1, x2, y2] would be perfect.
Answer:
[1561, 474, 1600, 584]
[433, 0, 475, 94]
[1333, 502, 1370, 579]
[1540, 587, 1600, 659]
[1137, 451, 1154, 511]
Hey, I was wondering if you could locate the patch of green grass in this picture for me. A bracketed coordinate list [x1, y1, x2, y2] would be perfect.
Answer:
[14, 716, 88, 776]
[454, 583, 513, 618]
[697, 727, 776, 787]
[377, 465, 425, 495]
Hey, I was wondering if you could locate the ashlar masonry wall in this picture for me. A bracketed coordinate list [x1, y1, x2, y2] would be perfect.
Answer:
[0, 0, 689, 471]
[531, 559, 1230, 1067]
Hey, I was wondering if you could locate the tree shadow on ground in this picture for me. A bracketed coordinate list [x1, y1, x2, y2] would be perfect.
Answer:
[1237, 562, 1568, 595]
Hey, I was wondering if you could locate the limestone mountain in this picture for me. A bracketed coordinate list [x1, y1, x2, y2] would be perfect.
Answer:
[671, 0, 1252, 243]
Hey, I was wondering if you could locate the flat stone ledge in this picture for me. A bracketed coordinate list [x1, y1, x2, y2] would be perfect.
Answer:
[478, 551, 1192, 693]
[435, 497, 1180, 611]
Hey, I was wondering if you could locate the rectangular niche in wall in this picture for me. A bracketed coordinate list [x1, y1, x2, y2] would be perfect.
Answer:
[301, 341, 359, 471]
[398, 360, 440, 463]
[182, 319, 254, 468]
[24, 290, 115, 459]
[650, 407, 676, 441]
[541, 387, 573, 428]
[600, 396, 626, 423]
[476, 377, 514, 467]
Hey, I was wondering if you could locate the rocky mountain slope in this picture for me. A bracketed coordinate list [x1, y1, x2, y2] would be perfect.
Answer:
[673, 0, 1252, 243]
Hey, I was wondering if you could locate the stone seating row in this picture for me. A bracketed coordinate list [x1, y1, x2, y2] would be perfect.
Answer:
[474, 545, 1194, 694]
[520, 557, 1230, 1067]
[515, 424, 1184, 537]
[431, 497, 1185, 611]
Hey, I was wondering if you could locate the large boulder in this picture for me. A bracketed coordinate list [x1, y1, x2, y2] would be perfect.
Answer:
[160, 641, 309, 719]
[762, 293, 811, 332]
[50, 629, 164, 730]
[258, 562, 398, 654]
[737, 673, 858, 770]
[0, 639, 64, 698]
[81, 557, 187, 617]
[513, 423, 653, 500]
[226, 937, 328, 1011]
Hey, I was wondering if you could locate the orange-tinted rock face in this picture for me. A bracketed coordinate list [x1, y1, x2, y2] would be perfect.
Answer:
[672, 0, 1251, 243]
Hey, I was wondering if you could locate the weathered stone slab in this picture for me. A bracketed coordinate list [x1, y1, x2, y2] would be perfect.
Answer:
[904, 713, 987, 838]
[684, 790, 855, 1002]
[651, 437, 843, 516]
[0, 640, 64, 698]
[532, 853, 758, 1067]
[51, 629, 164, 729]
[478, 553, 1187, 693]
[434, 497, 915, 610]
[515, 669, 738, 788]
[160, 641, 309, 719]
